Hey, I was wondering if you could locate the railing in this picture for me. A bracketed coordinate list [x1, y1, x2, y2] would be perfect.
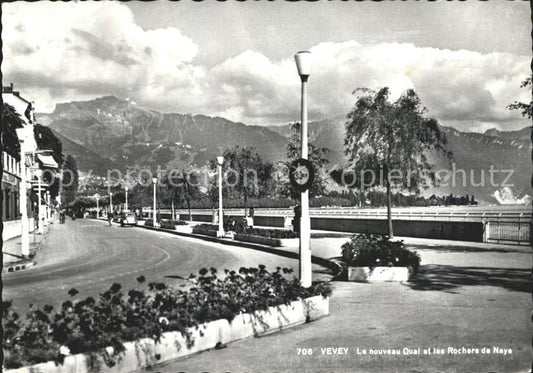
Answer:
[152, 207, 532, 244]
[166, 208, 532, 221]
[485, 218, 531, 245]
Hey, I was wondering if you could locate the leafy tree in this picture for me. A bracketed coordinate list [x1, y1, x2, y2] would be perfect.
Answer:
[34, 124, 63, 167]
[213, 146, 271, 210]
[164, 167, 201, 221]
[507, 75, 532, 119]
[34, 124, 64, 199]
[62, 154, 79, 206]
[281, 122, 330, 199]
[2, 103, 23, 159]
[344, 87, 450, 237]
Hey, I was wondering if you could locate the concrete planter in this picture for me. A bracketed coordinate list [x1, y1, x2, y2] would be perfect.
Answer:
[192, 227, 219, 237]
[6, 296, 328, 373]
[347, 266, 411, 282]
[233, 233, 298, 247]
[174, 225, 193, 234]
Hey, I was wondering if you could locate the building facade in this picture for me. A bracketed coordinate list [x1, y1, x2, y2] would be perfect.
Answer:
[2, 84, 38, 241]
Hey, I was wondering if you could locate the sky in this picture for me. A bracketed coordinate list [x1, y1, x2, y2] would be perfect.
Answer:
[2, 1, 531, 132]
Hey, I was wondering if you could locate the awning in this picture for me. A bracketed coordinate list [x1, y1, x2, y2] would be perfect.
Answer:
[37, 154, 58, 168]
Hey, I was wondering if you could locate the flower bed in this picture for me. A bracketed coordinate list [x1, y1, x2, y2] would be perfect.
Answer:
[233, 233, 298, 247]
[3, 266, 331, 370]
[159, 219, 189, 230]
[192, 224, 219, 237]
[192, 224, 298, 244]
[243, 228, 298, 239]
[6, 295, 329, 373]
[340, 234, 421, 282]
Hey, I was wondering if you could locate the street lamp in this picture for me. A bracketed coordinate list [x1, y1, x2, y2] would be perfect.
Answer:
[216, 156, 224, 237]
[152, 177, 158, 226]
[110, 192, 113, 216]
[46, 191, 51, 224]
[35, 169, 44, 235]
[94, 194, 100, 217]
[125, 187, 129, 212]
[295, 50, 312, 288]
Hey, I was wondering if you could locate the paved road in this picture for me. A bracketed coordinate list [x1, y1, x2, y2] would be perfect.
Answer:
[3, 219, 329, 312]
[141, 238, 532, 373]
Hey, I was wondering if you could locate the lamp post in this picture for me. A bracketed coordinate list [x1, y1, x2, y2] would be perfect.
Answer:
[152, 177, 158, 226]
[216, 156, 224, 237]
[110, 192, 113, 216]
[125, 187, 129, 212]
[46, 191, 51, 224]
[95, 194, 100, 217]
[35, 169, 44, 235]
[294, 50, 312, 288]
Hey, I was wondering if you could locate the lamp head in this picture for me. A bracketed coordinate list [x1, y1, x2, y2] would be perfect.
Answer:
[294, 51, 311, 81]
[152, 177, 158, 184]
[216, 156, 224, 166]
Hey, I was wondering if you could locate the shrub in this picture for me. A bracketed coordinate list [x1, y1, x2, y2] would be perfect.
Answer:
[223, 216, 248, 233]
[239, 228, 298, 239]
[193, 224, 218, 232]
[3, 266, 331, 369]
[341, 234, 420, 273]
[144, 219, 154, 227]
[159, 220, 188, 230]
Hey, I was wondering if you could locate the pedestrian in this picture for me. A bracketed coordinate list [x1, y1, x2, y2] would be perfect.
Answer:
[108, 211, 113, 226]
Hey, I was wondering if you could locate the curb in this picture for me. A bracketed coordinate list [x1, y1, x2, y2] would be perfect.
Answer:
[2, 229, 47, 274]
[137, 224, 343, 277]
[2, 259, 35, 273]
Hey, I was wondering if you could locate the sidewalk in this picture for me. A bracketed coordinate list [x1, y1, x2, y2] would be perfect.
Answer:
[2, 225, 48, 272]
[134, 223, 531, 372]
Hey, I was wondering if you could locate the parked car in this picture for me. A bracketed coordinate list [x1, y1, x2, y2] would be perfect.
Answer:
[120, 212, 137, 227]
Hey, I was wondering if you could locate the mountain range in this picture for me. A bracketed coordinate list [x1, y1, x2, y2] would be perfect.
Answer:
[37, 96, 531, 204]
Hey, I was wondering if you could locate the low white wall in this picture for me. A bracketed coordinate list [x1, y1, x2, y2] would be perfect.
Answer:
[6, 295, 329, 373]
[2, 218, 35, 241]
[348, 266, 410, 282]
[233, 234, 298, 247]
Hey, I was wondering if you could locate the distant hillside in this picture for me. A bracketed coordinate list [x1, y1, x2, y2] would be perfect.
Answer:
[268, 121, 531, 204]
[53, 132, 121, 175]
[38, 96, 288, 170]
[38, 96, 531, 204]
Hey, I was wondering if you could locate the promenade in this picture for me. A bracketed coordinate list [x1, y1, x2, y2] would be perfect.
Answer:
[138, 233, 531, 373]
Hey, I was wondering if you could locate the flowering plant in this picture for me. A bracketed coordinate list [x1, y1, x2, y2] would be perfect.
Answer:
[3, 266, 331, 369]
[341, 234, 420, 273]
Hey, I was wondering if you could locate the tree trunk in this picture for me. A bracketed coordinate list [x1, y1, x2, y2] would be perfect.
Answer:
[187, 196, 192, 222]
[386, 178, 394, 238]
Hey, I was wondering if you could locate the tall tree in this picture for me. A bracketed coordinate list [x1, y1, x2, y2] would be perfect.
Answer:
[507, 75, 532, 119]
[282, 121, 330, 199]
[62, 154, 79, 206]
[164, 166, 200, 221]
[2, 103, 23, 159]
[344, 87, 450, 237]
[215, 146, 271, 210]
[34, 123, 63, 199]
